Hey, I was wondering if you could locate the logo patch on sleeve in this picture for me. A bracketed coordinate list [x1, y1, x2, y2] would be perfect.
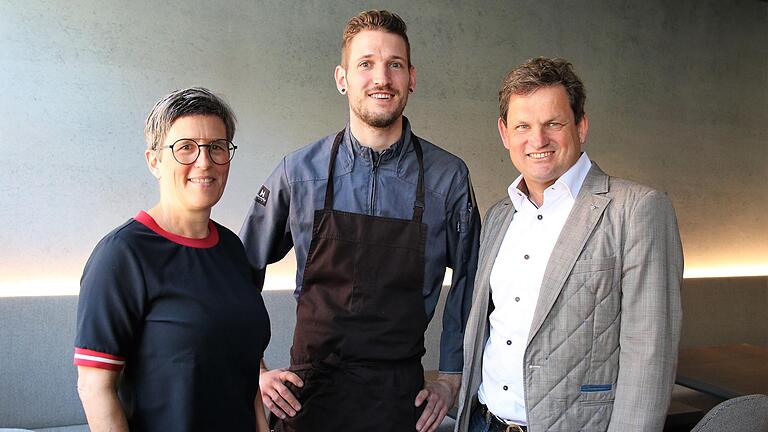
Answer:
[255, 185, 270, 206]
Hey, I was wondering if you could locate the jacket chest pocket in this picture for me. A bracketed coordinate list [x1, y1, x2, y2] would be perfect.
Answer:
[555, 256, 616, 327]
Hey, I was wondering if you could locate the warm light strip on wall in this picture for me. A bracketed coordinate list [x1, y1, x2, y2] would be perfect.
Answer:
[0, 279, 80, 297]
[262, 274, 298, 291]
[0, 269, 455, 297]
[684, 264, 768, 279]
[0, 275, 301, 297]
[3, 266, 762, 297]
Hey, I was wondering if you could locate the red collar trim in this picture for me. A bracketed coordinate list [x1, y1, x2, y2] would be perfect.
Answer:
[134, 211, 219, 248]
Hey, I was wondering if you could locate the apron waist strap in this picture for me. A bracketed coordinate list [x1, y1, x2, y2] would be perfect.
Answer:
[291, 354, 422, 372]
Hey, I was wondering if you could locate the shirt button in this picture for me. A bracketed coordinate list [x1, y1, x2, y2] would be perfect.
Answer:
[503, 385, 509, 391]
[506, 340, 512, 345]
[515, 296, 520, 302]
[537, 214, 543, 220]
[524, 254, 530, 260]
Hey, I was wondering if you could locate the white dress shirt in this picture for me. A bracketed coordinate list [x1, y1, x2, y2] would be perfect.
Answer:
[478, 153, 592, 424]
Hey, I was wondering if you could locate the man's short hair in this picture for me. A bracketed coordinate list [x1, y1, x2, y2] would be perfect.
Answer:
[144, 87, 237, 151]
[498, 57, 586, 125]
[341, 10, 411, 67]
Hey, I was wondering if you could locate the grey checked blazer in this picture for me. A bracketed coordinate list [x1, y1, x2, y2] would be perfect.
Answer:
[455, 163, 683, 432]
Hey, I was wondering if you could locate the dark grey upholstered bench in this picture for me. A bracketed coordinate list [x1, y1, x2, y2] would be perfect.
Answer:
[0, 291, 450, 431]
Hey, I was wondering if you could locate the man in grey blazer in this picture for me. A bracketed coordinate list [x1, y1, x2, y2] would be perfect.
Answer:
[455, 57, 683, 432]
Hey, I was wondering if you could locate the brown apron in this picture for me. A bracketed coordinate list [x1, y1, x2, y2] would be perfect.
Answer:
[273, 130, 429, 432]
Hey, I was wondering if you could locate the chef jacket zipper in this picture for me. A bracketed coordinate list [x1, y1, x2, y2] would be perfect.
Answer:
[370, 150, 387, 215]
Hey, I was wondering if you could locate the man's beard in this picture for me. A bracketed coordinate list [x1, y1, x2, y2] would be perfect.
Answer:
[350, 88, 408, 129]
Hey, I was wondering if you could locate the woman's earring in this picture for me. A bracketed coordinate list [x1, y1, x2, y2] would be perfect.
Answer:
[340, 88, 346, 94]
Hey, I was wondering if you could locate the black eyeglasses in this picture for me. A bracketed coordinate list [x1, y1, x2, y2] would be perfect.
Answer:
[159, 139, 237, 165]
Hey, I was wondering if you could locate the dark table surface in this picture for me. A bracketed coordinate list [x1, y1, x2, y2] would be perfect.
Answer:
[676, 343, 768, 399]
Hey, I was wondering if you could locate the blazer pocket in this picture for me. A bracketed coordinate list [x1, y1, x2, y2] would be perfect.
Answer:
[578, 387, 614, 430]
[579, 384, 615, 406]
[570, 256, 616, 274]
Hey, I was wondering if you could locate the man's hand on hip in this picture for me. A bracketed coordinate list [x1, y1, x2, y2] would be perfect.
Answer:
[259, 367, 304, 419]
[415, 373, 461, 432]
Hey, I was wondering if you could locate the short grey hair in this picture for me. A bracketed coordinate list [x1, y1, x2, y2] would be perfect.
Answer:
[144, 87, 237, 151]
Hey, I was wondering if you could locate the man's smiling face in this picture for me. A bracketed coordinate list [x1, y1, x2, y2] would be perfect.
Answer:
[498, 85, 588, 197]
[340, 29, 414, 129]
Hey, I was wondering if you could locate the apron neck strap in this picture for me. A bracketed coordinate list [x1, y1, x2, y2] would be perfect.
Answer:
[324, 129, 426, 223]
[412, 136, 425, 223]
[322, 130, 345, 210]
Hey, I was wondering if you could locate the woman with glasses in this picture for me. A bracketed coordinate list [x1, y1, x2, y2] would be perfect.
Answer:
[74, 87, 270, 432]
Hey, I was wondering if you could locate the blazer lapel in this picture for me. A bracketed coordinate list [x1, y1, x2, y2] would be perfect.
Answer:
[527, 163, 612, 344]
[477, 198, 517, 300]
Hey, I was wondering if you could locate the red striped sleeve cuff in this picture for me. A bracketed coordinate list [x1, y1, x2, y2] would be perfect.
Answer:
[73, 347, 126, 371]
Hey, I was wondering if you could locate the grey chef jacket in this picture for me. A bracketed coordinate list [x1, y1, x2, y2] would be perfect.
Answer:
[239, 117, 480, 372]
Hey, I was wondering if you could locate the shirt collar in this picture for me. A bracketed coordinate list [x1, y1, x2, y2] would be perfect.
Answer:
[346, 120, 406, 164]
[507, 152, 592, 208]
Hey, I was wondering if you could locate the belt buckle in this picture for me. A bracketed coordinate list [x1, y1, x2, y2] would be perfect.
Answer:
[483, 406, 492, 423]
[481, 403, 525, 432]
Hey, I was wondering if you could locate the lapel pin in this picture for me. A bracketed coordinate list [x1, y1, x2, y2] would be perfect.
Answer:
[590, 205, 597, 210]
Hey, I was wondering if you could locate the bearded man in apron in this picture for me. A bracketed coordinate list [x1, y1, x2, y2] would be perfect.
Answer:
[240, 10, 480, 432]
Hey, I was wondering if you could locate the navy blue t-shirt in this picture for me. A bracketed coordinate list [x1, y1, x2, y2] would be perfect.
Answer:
[75, 211, 270, 431]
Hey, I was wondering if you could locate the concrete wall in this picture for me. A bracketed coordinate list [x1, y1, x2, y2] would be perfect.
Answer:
[1, 2, 766, 286]
[680, 276, 768, 348]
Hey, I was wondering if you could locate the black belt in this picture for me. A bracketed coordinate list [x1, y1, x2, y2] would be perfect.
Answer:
[477, 403, 527, 432]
